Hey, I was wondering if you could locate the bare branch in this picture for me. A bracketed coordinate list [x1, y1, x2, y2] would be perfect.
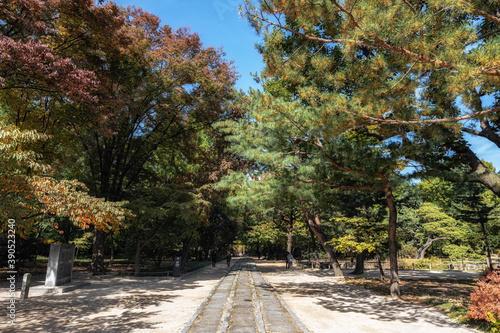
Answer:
[462, 127, 481, 136]
[329, 0, 362, 29]
[282, 40, 309, 66]
[20, 212, 47, 220]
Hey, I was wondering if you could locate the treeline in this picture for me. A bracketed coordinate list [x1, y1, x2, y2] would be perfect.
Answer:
[228, 177, 500, 267]
[0, 1, 240, 275]
[1, 0, 500, 307]
[215, 0, 500, 300]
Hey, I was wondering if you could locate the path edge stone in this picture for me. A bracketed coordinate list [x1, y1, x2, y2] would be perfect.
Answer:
[179, 272, 226, 333]
[257, 268, 311, 333]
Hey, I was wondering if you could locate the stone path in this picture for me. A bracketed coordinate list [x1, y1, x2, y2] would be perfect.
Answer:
[181, 258, 309, 333]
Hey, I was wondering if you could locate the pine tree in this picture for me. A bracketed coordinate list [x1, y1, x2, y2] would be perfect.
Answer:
[235, 0, 499, 297]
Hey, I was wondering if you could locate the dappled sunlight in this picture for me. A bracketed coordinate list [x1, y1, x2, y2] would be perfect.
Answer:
[0, 262, 232, 333]
[257, 260, 478, 332]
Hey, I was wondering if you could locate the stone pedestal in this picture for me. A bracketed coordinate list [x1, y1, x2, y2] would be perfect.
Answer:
[45, 243, 75, 287]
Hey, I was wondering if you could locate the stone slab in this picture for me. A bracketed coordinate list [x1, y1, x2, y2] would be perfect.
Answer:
[30, 282, 91, 294]
[45, 243, 75, 287]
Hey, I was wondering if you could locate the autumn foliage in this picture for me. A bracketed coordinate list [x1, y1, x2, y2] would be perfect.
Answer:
[0, 122, 130, 234]
[0, 0, 236, 278]
[0, 0, 104, 102]
[468, 269, 500, 328]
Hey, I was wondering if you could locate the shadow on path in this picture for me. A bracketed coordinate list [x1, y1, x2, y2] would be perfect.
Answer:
[0, 263, 232, 333]
[257, 260, 477, 332]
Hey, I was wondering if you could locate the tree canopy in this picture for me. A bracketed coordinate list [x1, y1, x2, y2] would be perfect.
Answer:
[1, 0, 499, 306]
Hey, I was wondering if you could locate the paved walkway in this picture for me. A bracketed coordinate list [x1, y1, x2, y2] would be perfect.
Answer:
[181, 258, 308, 333]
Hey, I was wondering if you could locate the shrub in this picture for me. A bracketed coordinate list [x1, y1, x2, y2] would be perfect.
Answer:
[468, 269, 500, 331]
[398, 258, 413, 270]
[400, 244, 417, 258]
[415, 257, 446, 269]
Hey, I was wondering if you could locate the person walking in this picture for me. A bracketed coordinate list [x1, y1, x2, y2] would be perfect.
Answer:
[226, 251, 231, 267]
[211, 250, 217, 267]
[286, 252, 294, 269]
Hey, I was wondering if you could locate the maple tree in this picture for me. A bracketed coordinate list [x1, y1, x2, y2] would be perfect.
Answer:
[469, 269, 500, 331]
[74, 19, 235, 271]
[0, 0, 138, 273]
[122, 183, 209, 276]
[59, 6, 236, 200]
[0, 0, 112, 102]
[103, 125, 239, 274]
[1, 1, 237, 273]
[0, 121, 130, 234]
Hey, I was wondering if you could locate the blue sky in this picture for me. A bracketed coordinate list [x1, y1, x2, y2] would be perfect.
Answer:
[111, 0, 500, 171]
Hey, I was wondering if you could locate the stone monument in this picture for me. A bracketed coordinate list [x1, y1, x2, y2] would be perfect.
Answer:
[173, 256, 181, 277]
[30, 243, 90, 295]
[45, 243, 75, 287]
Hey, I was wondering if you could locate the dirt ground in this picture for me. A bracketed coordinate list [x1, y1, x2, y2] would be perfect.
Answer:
[0, 258, 482, 333]
[259, 261, 481, 333]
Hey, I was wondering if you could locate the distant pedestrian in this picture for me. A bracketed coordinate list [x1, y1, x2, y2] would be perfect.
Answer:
[286, 252, 294, 269]
[211, 250, 217, 267]
[226, 251, 231, 267]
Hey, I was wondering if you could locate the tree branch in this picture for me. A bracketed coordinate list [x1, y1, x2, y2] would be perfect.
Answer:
[401, 0, 417, 14]
[340, 105, 500, 125]
[297, 178, 384, 192]
[246, 11, 500, 76]
[472, 8, 500, 25]
[20, 212, 47, 220]
[387, 63, 415, 92]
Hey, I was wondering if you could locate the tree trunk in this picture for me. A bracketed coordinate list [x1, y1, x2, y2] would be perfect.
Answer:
[134, 242, 144, 276]
[308, 225, 320, 266]
[133, 229, 160, 276]
[287, 210, 294, 254]
[376, 249, 385, 282]
[416, 236, 446, 259]
[180, 234, 193, 272]
[156, 249, 163, 268]
[462, 145, 500, 197]
[108, 232, 114, 268]
[300, 203, 343, 276]
[383, 178, 400, 298]
[351, 251, 366, 275]
[479, 220, 494, 271]
[91, 229, 106, 275]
